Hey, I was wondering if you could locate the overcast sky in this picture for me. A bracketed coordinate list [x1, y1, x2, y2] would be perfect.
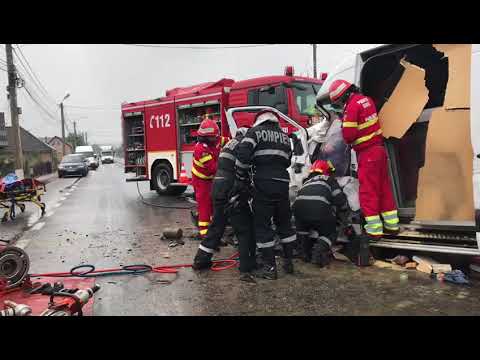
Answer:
[0, 44, 378, 146]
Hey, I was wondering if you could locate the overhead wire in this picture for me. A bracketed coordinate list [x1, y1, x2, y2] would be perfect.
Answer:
[13, 44, 57, 106]
[15, 65, 59, 120]
[123, 44, 278, 50]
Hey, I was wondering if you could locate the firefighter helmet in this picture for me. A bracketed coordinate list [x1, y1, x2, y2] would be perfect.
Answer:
[253, 110, 279, 127]
[310, 160, 336, 176]
[328, 79, 353, 103]
[197, 118, 220, 137]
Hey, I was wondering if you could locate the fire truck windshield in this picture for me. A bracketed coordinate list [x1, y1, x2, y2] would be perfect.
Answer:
[291, 82, 322, 115]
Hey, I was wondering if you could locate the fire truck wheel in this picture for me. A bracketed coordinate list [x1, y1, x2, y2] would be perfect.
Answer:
[153, 163, 176, 196]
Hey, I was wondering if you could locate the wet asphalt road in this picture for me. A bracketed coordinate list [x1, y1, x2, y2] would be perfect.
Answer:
[5, 161, 480, 316]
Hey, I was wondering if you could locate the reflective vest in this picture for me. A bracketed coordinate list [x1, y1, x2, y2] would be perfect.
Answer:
[192, 142, 217, 181]
[342, 93, 383, 152]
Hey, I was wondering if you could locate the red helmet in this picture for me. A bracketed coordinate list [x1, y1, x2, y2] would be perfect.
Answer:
[328, 79, 353, 103]
[310, 160, 335, 176]
[197, 118, 219, 137]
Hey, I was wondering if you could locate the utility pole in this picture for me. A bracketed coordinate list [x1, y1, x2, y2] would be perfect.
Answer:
[85, 132, 88, 145]
[60, 102, 66, 157]
[6, 44, 24, 178]
[73, 121, 77, 152]
[312, 44, 317, 78]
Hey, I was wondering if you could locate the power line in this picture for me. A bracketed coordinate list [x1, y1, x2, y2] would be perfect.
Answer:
[22, 83, 59, 123]
[123, 44, 278, 50]
[65, 104, 118, 110]
[12, 45, 57, 106]
[19, 88, 58, 127]
[14, 66, 59, 119]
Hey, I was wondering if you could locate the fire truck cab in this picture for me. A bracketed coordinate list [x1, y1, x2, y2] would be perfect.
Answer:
[121, 67, 325, 195]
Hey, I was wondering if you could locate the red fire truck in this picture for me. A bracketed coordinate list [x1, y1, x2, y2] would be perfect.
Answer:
[121, 66, 326, 195]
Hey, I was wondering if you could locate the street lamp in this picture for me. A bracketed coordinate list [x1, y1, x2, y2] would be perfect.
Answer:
[59, 92, 71, 157]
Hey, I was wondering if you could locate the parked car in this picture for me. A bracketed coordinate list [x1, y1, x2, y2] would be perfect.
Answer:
[75, 145, 99, 170]
[58, 154, 89, 178]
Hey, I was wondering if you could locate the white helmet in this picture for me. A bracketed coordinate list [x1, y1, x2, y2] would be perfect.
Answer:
[253, 110, 279, 127]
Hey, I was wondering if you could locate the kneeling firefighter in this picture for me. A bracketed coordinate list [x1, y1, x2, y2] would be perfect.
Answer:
[235, 110, 297, 280]
[292, 160, 350, 267]
[192, 128, 256, 279]
[191, 118, 221, 239]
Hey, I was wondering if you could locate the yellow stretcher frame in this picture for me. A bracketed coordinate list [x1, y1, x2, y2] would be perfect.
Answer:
[0, 182, 46, 223]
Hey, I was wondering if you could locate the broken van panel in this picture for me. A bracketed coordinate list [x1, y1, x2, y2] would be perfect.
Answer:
[378, 60, 429, 139]
[433, 44, 471, 110]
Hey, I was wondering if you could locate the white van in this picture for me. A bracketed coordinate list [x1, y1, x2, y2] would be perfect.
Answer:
[314, 44, 480, 255]
[75, 145, 99, 170]
[100, 146, 114, 164]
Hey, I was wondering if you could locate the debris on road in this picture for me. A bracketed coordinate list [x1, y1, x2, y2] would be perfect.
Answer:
[388, 255, 410, 266]
[431, 264, 452, 274]
[433, 270, 470, 285]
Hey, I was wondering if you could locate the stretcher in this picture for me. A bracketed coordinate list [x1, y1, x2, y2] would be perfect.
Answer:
[0, 176, 46, 223]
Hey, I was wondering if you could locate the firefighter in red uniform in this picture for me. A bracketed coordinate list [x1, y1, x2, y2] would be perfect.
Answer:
[191, 117, 220, 239]
[328, 79, 399, 238]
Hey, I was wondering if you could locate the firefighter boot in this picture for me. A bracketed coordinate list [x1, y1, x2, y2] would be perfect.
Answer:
[300, 235, 313, 263]
[192, 249, 213, 270]
[190, 210, 199, 229]
[311, 240, 332, 268]
[282, 243, 295, 274]
[254, 248, 277, 280]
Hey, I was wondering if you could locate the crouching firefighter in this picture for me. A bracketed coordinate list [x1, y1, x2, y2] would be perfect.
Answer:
[191, 118, 220, 239]
[192, 128, 257, 281]
[292, 160, 349, 267]
[235, 110, 297, 280]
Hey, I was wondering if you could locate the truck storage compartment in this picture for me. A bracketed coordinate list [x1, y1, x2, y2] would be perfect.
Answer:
[123, 112, 146, 176]
[177, 103, 221, 176]
[360, 44, 475, 234]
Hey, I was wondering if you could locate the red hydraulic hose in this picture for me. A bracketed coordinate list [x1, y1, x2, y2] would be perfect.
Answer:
[30, 252, 240, 278]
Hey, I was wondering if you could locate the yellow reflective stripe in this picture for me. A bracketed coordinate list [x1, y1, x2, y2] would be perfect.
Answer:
[191, 167, 213, 180]
[365, 215, 381, 222]
[343, 121, 358, 128]
[193, 159, 205, 168]
[199, 229, 208, 235]
[358, 117, 378, 130]
[353, 129, 383, 146]
[382, 210, 398, 217]
[199, 154, 213, 163]
[366, 229, 384, 236]
[384, 223, 399, 230]
[198, 221, 210, 227]
[384, 218, 399, 225]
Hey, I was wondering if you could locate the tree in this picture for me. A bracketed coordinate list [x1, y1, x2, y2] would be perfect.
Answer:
[66, 132, 86, 148]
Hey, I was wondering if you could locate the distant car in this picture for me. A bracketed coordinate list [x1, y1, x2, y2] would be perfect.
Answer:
[75, 146, 99, 170]
[58, 154, 89, 178]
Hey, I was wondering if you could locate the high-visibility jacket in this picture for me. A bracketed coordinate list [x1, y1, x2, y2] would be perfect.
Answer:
[342, 93, 383, 152]
[192, 142, 218, 181]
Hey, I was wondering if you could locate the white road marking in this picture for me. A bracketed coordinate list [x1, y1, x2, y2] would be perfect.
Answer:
[65, 192, 71, 196]
[53, 203, 61, 208]
[60, 196, 67, 201]
[46, 211, 55, 217]
[31, 222, 45, 231]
